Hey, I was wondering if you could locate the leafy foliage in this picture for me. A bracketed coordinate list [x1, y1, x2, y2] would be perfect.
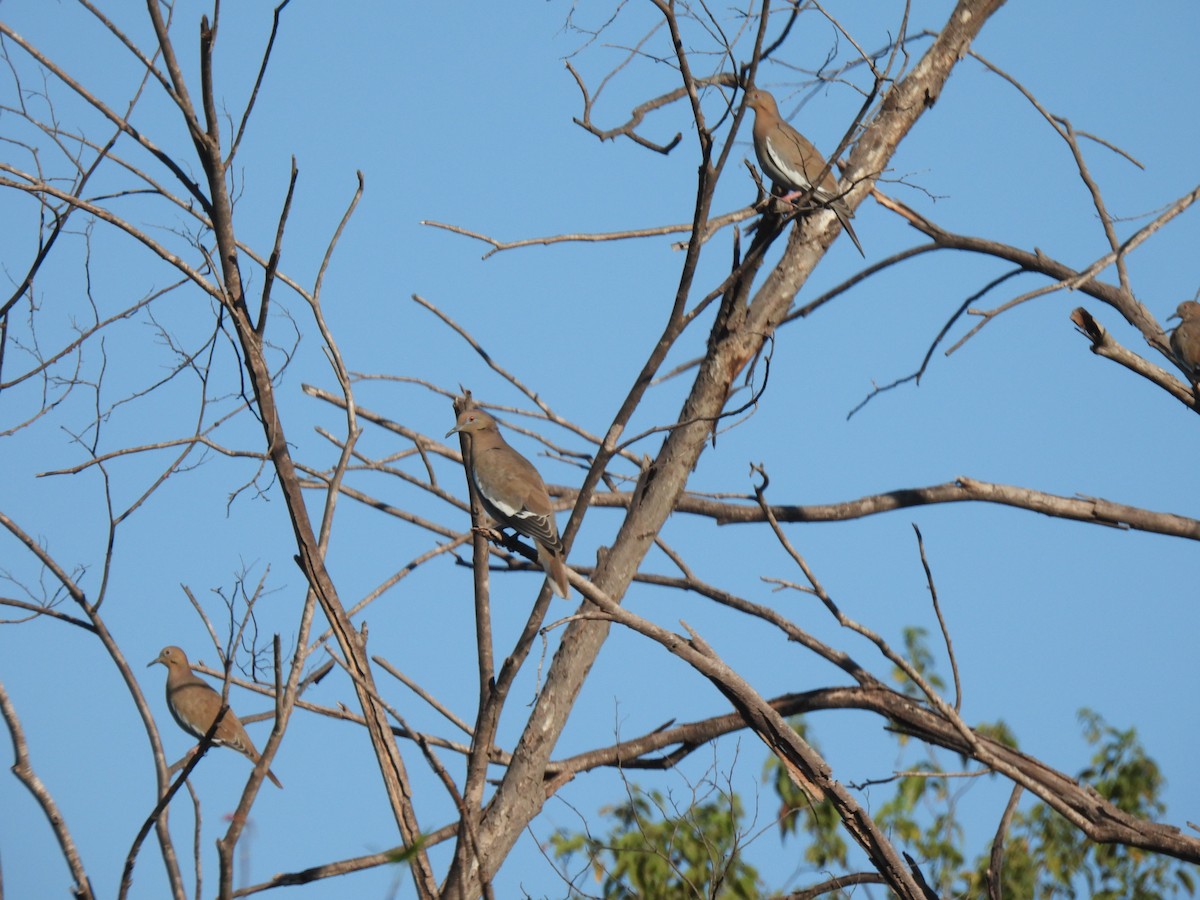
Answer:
[959, 709, 1195, 899]
[553, 632, 1192, 899]
[549, 777, 762, 899]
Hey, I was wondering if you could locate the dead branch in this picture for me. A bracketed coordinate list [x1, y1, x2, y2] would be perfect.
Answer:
[1070, 306, 1197, 408]
[574, 477, 1200, 541]
[0, 680, 95, 899]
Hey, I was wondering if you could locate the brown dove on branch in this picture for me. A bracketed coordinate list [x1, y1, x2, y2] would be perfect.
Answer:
[148, 645, 283, 789]
[447, 407, 570, 598]
[1168, 300, 1200, 387]
[745, 87, 864, 257]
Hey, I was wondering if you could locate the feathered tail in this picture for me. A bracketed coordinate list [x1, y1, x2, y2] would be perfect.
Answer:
[537, 541, 570, 598]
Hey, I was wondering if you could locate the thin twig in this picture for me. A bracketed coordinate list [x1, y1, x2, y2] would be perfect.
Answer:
[911, 524, 961, 713]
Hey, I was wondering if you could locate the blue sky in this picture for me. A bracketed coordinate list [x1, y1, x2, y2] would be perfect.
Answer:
[1, 1, 1198, 897]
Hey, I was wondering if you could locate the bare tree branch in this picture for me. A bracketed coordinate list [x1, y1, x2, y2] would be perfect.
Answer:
[0, 679, 95, 900]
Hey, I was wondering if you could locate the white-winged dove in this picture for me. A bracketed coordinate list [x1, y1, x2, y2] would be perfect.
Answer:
[1169, 301, 1200, 386]
[744, 87, 864, 257]
[447, 408, 570, 598]
[148, 646, 283, 789]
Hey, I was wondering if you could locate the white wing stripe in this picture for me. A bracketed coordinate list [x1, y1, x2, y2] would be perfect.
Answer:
[766, 140, 811, 190]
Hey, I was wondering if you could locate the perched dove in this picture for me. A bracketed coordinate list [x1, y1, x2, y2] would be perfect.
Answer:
[1168, 300, 1200, 387]
[447, 408, 569, 598]
[148, 645, 282, 789]
[745, 87, 864, 257]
